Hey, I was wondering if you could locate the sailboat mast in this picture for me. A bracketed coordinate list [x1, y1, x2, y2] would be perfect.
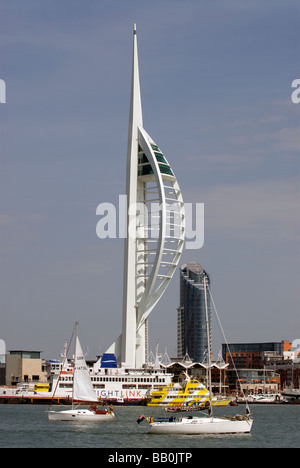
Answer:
[203, 275, 213, 416]
[72, 322, 79, 409]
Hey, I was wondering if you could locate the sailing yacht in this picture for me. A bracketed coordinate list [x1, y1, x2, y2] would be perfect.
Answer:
[147, 276, 253, 434]
[47, 323, 115, 422]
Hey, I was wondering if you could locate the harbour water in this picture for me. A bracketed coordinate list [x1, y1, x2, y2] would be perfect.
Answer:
[0, 404, 299, 449]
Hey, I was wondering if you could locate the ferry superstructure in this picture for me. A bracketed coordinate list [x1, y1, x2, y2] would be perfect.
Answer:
[147, 373, 231, 408]
[47, 355, 173, 404]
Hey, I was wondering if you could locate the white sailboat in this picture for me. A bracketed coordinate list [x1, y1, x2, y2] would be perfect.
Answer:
[147, 276, 253, 434]
[47, 323, 115, 422]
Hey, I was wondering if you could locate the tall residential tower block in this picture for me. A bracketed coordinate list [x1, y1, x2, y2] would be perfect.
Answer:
[178, 262, 212, 363]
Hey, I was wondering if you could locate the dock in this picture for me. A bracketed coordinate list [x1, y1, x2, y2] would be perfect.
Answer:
[0, 395, 72, 405]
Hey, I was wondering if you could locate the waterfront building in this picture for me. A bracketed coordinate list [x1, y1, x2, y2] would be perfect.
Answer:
[267, 356, 300, 390]
[5, 350, 47, 386]
[106, 25, 185, 368]
[222, 341, 291, 369]
[221, 341, 299, 391]
[225, 368, 281, 394]
[178, 262, 212, 363]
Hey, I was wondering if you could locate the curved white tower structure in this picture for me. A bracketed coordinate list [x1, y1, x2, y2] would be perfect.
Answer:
[107, 25, 185, 368]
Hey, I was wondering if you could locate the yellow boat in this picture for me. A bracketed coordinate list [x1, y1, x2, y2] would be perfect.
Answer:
[147, 373, 231, 408]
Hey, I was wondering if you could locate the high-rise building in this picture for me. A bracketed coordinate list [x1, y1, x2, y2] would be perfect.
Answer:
[178, 262, 211, 363]
[107, 25, 185, 368]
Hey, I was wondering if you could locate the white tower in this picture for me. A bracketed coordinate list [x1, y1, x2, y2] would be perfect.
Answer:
[0, 339, 6, 364]
[107, 25, 185, 368]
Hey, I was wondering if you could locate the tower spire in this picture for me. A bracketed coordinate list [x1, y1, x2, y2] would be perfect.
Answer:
[120, 23, 143, 367]
[128, 23, 143, 132]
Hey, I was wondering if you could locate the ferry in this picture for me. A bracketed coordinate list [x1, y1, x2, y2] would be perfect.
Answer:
[46, 353, 173, 404]
[147, 373, 231, 408]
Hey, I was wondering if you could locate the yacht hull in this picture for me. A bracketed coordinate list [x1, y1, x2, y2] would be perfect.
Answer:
[47, 409, 115, 422]
[148, 416, 253, 434]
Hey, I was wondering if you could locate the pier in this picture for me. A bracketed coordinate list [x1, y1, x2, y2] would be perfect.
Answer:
[0, 395, 72, 405]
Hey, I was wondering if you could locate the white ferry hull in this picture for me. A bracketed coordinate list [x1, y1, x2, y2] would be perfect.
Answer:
[47, 409, 115, 422]
[148, 416, 253, 434]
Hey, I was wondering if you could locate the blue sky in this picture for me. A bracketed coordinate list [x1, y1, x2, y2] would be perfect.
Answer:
[0, 0, 299, 360]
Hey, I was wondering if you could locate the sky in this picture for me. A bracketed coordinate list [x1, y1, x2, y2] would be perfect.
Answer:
[0, 0, 299, 361]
